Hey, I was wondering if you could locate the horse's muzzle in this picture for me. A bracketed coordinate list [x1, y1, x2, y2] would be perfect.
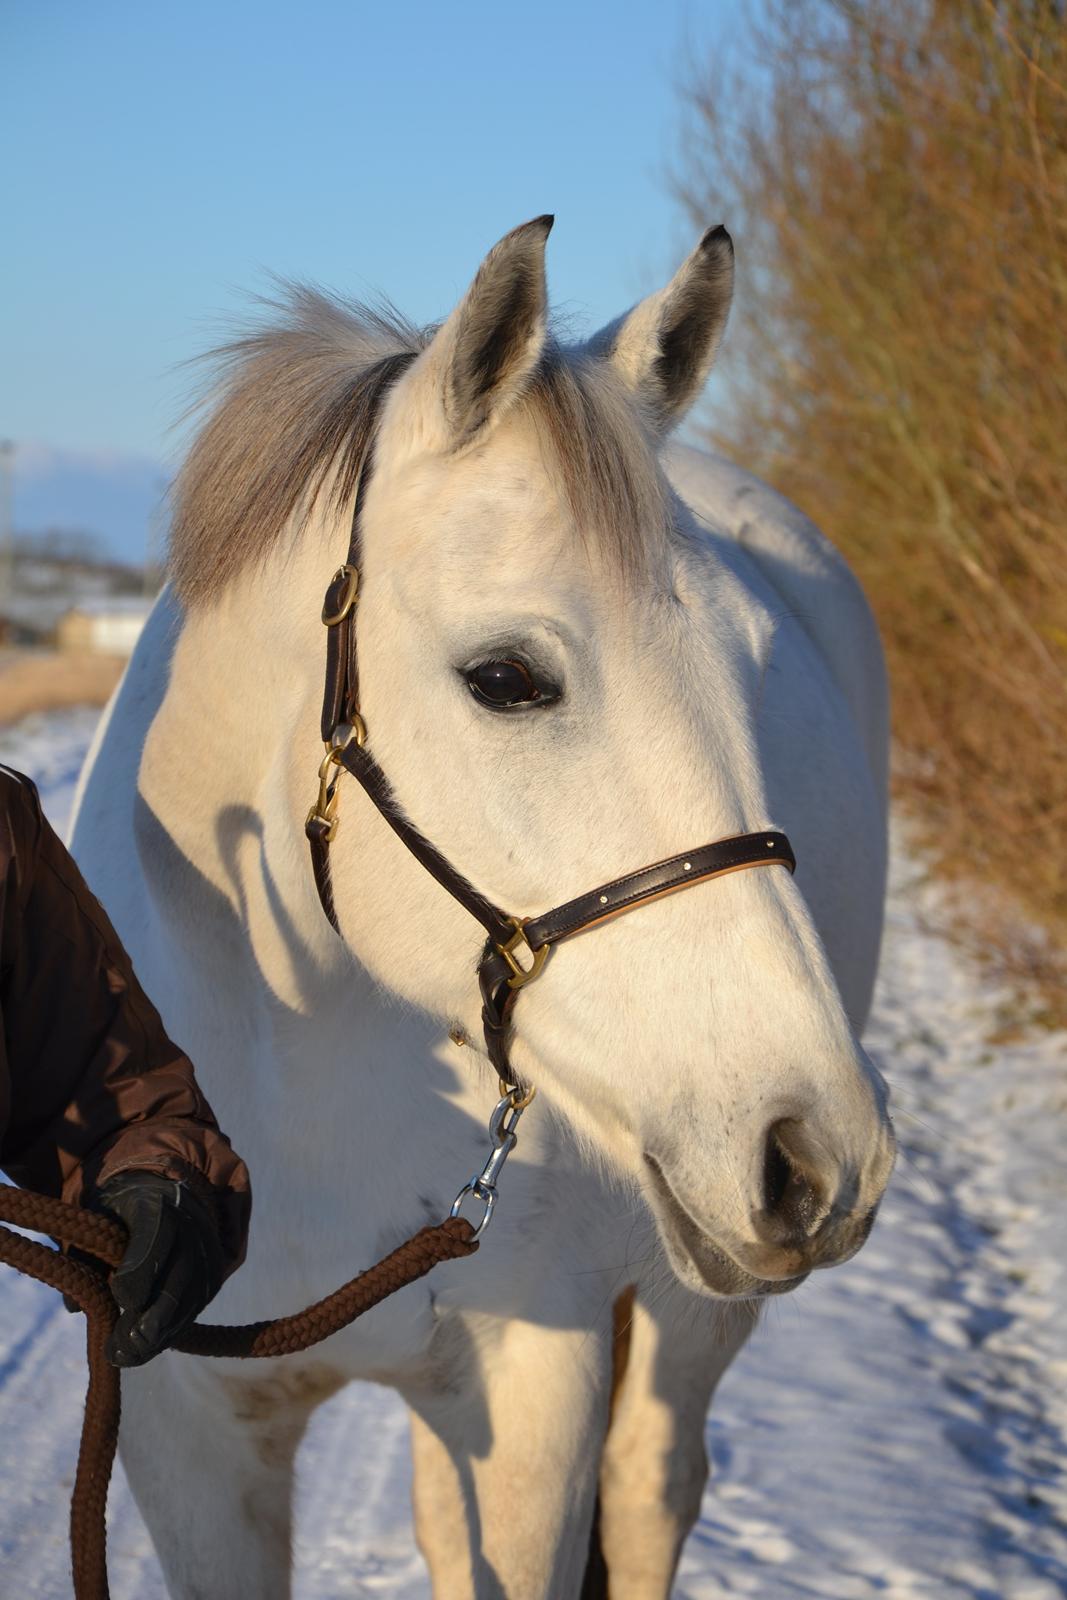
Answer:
[644, 1110, 895, 1298]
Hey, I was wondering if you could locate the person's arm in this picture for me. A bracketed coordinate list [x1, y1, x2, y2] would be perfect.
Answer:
[0, 771, 251, 1363]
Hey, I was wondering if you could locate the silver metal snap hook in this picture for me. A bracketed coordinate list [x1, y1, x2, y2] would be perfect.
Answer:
[450, 1086, 534, 1239]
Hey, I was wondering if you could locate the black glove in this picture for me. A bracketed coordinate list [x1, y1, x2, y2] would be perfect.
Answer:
[95, 1172, 227, 1368]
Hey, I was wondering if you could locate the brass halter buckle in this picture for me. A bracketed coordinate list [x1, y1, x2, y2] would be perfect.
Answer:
[321, 563, 359, 626]
[496, 917, 548, 990]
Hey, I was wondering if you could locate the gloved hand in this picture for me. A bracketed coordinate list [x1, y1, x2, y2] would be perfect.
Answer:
[95, 1172, 227, 1368]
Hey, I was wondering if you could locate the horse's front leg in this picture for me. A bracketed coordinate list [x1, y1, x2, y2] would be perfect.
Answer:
[119, 1352, 343, 1599]
[596, 1284, 758, 1599]
[404, 1311, 612, 1599]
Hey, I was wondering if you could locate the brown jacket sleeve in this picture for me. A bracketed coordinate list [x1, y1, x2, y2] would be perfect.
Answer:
[0, 769, 250, 1274]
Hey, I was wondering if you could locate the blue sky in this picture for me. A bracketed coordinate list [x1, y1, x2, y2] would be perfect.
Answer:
[3, 0, 742, 556]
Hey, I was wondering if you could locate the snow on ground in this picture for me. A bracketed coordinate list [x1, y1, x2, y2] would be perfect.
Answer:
[1, 709, 1065, 1599]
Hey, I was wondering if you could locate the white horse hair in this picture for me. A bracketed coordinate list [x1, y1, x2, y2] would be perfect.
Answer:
[72, 216, 895, 1599]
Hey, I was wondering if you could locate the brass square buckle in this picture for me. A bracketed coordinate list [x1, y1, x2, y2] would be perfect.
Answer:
[496, 918, 548, 990]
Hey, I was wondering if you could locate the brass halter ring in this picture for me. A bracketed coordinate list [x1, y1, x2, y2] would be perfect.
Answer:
[330, 715, 367, 752]
[499, 1079, 536, 1109]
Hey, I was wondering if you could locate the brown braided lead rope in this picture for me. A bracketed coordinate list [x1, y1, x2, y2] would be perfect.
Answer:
[0, 1183, 477, 1600]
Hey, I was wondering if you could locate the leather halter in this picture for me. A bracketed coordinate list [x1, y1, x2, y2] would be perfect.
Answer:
[305, 409, 796, 1086]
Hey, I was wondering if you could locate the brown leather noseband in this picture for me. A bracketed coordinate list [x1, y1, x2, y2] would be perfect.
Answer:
[305, 409, 796, 1088]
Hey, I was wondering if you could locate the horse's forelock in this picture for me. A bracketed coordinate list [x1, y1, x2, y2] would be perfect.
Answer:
[169, 286, 667, 607]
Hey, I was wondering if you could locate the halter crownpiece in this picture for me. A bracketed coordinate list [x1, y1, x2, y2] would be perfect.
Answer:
[305, 402, 796, 1090]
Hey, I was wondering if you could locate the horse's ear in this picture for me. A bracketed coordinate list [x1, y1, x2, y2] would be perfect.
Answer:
[590, 226, 734, 433]
[411, 216, 552, 449]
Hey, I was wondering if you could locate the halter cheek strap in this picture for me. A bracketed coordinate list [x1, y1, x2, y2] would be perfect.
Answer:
[305, 427, 796, 1084]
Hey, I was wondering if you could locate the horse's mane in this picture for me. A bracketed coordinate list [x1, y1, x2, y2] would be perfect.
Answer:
[169, 283, 667, 607]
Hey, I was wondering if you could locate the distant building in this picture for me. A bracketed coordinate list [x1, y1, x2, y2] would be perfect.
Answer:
[56, 596, 152, 657]
[0, 594, 70, 646]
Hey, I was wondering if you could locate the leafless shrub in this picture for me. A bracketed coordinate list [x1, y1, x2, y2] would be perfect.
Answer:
[679, 0, 1067, 1016]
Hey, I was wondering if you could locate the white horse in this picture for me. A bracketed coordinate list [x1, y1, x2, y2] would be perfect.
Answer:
[71, 216, 895, 1599]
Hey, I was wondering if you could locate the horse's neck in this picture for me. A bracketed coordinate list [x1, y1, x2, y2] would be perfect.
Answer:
[136, 565, 348, 1018]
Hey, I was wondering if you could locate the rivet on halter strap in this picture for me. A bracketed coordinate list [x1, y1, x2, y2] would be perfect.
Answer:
[304, 420, 797, 1096]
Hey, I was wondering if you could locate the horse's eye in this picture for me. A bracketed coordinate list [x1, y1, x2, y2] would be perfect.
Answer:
[466, 658, 548, 709]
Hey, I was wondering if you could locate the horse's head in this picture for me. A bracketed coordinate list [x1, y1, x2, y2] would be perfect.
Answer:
[174, 218, 895, 1298]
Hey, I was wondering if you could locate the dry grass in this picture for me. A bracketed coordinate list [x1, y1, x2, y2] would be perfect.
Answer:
[679, 0, 1067, 1019]
[0, 650, 124, 726]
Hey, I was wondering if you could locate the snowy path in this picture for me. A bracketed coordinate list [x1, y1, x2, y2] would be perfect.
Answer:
[0, 709, 1064, 1599]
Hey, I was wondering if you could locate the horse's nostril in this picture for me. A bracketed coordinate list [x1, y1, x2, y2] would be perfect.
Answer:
[761, 1119, 824, 1240]
[763, 1125, 793, 1215]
